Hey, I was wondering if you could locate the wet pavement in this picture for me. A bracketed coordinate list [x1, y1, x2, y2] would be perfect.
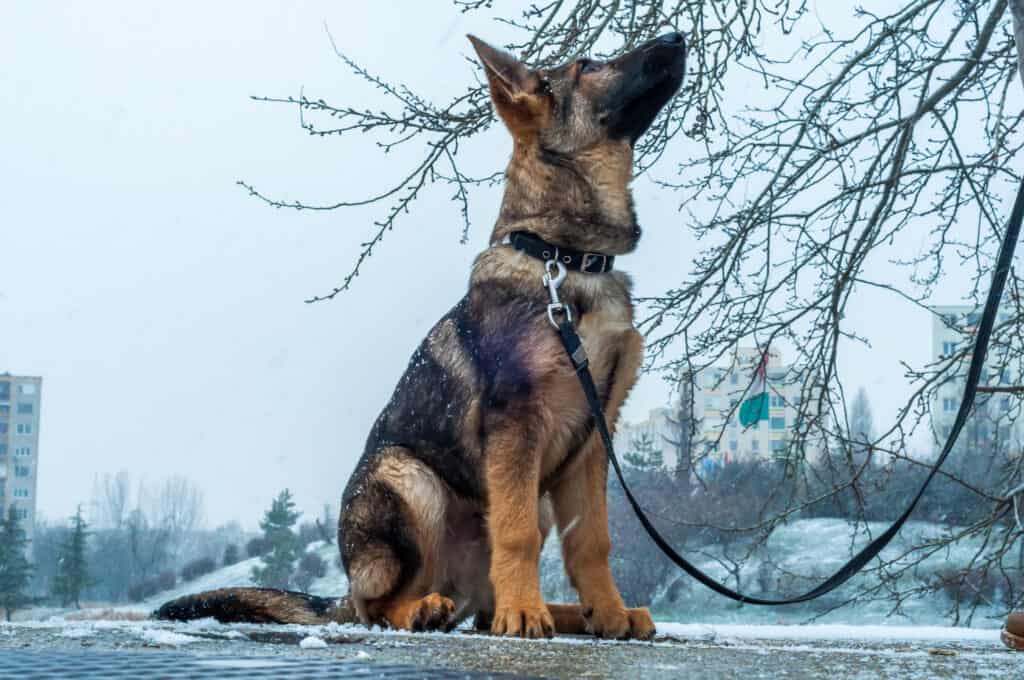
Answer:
[1, 618, 1022, 679]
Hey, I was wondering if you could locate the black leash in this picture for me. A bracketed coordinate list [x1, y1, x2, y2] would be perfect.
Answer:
[548, 175, 1024, 605]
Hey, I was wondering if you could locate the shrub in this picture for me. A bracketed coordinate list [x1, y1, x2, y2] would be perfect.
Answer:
[297, 522, 320, 548]
[126, 582, 149, 602]
[181, 556, 217, 582]
[934, 567, 1005, 606]
[293, 552, 327, 591]
[222, 543, 240, 567]
[157, 570, 176, 592]
[246, 536, 271, 558]
[126, 571, 177, 602]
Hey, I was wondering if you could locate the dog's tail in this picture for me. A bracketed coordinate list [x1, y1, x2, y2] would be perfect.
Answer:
[153, 587, 359, 625]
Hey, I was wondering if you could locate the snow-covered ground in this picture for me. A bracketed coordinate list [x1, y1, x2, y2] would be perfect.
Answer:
[2, 614, 1020, 679]
[654, 622, 1000, 644]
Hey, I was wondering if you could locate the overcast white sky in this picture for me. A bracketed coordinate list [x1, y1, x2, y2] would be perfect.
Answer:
[1, 2, 1018, 529]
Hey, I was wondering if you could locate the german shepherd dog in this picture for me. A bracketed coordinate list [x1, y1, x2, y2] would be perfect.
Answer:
[157, 32, 686, 639]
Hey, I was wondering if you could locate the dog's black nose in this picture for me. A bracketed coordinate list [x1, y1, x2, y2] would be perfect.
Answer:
[657, 32, 684, 46]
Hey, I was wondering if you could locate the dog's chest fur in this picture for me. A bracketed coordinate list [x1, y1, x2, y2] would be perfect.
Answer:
[469, 247, 636, 485]
[359, 246, 637, 504]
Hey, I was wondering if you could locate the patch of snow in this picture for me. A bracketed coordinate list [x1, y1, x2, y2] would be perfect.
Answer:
[353, 650, 372, 661]
[57, 627, 93, 639]
[299, 635, 327, 649]
[655, 622, 1001, 644]
[140, 628, 199, 646]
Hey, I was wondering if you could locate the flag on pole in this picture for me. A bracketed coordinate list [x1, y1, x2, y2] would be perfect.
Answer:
[738, 348, 770, 427]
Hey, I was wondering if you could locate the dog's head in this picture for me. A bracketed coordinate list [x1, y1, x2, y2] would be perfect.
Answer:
[469, 33, 686, 254]
[468, 33, 685, 152]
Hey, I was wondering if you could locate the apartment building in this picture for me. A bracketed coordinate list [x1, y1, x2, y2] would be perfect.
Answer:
[931, 304, 1021, 453]
[616, 348, 816, 473]
[0, 373, 41, 543]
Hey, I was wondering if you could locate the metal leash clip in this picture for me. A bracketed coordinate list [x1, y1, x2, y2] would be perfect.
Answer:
[543, 259, 570, 328]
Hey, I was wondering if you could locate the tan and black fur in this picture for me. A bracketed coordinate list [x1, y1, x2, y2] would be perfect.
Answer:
[157, 32, 686, 640]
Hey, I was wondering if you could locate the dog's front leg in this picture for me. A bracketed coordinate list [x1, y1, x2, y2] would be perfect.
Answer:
[485, 428, 554, 639]
[550, 329, 655, 640]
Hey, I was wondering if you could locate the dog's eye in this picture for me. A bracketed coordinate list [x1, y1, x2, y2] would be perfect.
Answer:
[578, 59, 602, 74]
[536, 77, 552, 95]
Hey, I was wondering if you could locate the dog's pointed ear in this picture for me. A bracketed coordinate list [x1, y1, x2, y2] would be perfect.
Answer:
[468, 35, 544, 137]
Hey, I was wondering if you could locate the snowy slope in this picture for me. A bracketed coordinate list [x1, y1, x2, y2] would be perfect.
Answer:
[543, 517, 1016, 628]
[136, 541, 349, 612]
[122, 520, 1011, 629]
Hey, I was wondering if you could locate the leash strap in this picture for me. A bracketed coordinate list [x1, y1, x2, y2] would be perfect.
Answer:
[552, 175, 1024, 605]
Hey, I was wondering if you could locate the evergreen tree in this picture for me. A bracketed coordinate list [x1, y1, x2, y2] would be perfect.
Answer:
[222, 543, 240, 567]
[0, 506, 33, 621]
[623, 433, 665, 471]
[53, 506, 92, 608]
[251, 489, 301, 589]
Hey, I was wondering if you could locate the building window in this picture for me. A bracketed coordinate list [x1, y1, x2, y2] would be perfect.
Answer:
[942, 398, 957, 413]
[752, 439, 760, 452]
[0, 423, 7, 434]
[0, 405, 8, 416]
[15, 508, 27, 520]
[771, 440, 785, 452]
[730, 373, 739, 385]
[941, 341, 957, 356]
[19, 383, 36, 395]
[16, 402, 32, 415]
[13, 488, 29, 498]
[14, 447, 30, 457]
[15, 423, 32, 435]
[0, 444, 6, 456]
[771, 417, 786, 430]
[14, 466, 29, 478]
[770, 395, 786, 408]
[1000, 397, 1011, 412]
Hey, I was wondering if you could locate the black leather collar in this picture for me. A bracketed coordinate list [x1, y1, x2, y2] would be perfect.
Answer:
[508, 231, 615, 274]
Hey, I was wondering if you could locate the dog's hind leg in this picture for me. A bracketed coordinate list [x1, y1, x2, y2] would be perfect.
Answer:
[549, 330, 655, 640]
[341, 447, 458, 632]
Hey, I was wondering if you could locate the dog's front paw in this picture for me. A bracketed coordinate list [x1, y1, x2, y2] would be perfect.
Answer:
[491, 601, 554, 639]
[585, 605, 655, 640]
